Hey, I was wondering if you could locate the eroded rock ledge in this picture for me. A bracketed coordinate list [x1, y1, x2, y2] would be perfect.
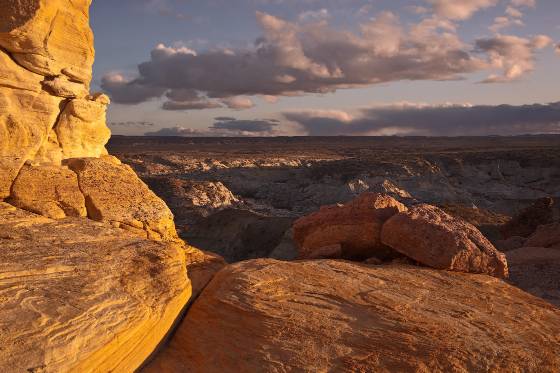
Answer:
[0, 203, 190, 372]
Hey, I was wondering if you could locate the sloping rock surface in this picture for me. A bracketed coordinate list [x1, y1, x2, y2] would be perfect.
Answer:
[67, 156, 178, 241]
[0, 203, 191, 372]
[9, 163, 86, 219]
[293, 193, 407, 260]
[382, 204, 509, 278]
[144, 259, 560, 373]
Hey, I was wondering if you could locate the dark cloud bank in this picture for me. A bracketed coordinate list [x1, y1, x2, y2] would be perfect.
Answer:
[144, 102, 560, 137]
[145, 117, 280, 137]
[285, 102, 560, 136]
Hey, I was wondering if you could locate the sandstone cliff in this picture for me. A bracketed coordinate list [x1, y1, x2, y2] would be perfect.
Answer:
[0, 1, 222, 371]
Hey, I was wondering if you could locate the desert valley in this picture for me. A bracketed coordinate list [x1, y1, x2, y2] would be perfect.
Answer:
[1, 0, 560, 372]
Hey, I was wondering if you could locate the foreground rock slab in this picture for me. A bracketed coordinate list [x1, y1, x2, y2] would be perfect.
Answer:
[293, 193, 407, 260]
[0, 204, 190, 372]
[382, 204, 509, 278]
[144, 259, 560, 373]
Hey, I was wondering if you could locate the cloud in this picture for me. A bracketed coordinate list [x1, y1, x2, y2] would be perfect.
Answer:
[144, 126, 215, 137]
[284, 102, 560, 136]
[427, 0, 499, 20]
[211, 117, 279, 134]
[162, 99, 222, 110]
[101, 11, 551, 109]
[145, 118, 280, 137]
[510, 0, 536, 7]
[109, 121, 154, 127]
[221, 96, 255, 110]
[298, 9, 330, 22]
[489, 16, 524, 33]
[476, 34, 552, 82]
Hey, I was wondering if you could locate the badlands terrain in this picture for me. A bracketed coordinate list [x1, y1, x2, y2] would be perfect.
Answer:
[109, 135, 560, 260]
[1, 1, 560, 372]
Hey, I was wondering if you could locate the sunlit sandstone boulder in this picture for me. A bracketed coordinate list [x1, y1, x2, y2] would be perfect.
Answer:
[0, 203, 190, 372]
[293, 193, 407, 260]
[144, 259, 560, 373]
[67, 156, 178, 241]
[0, 0, 95, 82]
[8, 163, 86, 219]
[0, 0, 109, 199]
[382, 204, 509, 278]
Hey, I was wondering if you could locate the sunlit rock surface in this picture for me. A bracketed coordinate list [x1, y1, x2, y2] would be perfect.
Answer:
[67, 156, 178, 241]
[382, 204, 509, 278]
[0, 0, 109, 198]
[144, 259, 560, 373]
[293, 193, 407, 260]
[0, 203, 191, 372]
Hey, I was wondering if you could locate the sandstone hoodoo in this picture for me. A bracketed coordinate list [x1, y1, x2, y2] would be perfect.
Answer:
[293, 193, 407, 260]
[381, 204, 509, 278]
[144, 260, 560, 373]
[0, 0, 106, 199]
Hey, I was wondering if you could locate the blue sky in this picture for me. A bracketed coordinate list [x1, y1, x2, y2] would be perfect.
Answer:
[90, 0, 560, 136]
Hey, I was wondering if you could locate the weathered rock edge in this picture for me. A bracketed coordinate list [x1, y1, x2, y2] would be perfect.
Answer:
[0, 204, 192, 372]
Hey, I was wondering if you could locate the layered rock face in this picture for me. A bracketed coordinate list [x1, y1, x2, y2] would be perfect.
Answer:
[293, 193, 407, 260]
[0, 2, 201, 371]
[0, 0, 109, 199]
[0, 203, 190, 372]
[382, 204, 509, 278]
[144, 260, 560, 373]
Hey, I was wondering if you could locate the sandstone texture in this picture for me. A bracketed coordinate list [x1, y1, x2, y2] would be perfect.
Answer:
[67, 156, 178, 241]
[8, 163, 86, 219]
[0, 0, 110, 198]
[293, 193, 407, 260]
[0, 204, 191, 372]
[507, 246, 560, 307]
[382, 204, 509, 278]
[144, 259, 560, 373]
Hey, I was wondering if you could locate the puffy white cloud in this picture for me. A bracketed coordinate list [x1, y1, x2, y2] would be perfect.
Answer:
[505, 6, 523, 18]
[298, 9, 330, 22]
[285, 102, 560, 136]
[489, 16, 524, 33]
[221, 96, 255, 110]
[477, 34, 552, 83]
[427, 0, 499, 20]
[101, 11, 550, 109]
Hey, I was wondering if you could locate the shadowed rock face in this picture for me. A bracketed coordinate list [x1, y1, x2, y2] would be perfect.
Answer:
[144, 259, 560, 373]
